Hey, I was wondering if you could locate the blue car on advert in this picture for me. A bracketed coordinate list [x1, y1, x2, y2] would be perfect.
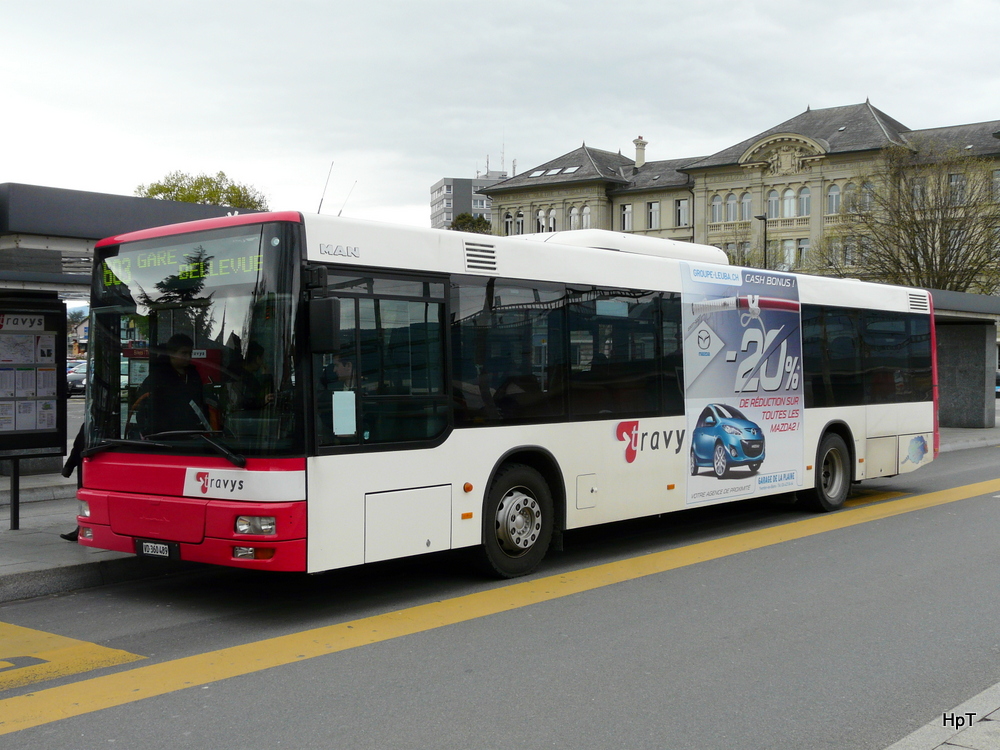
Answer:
[691, 403, 765, 478]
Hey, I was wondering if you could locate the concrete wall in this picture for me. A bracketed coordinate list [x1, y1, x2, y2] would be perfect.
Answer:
[937, 322, 996, 428]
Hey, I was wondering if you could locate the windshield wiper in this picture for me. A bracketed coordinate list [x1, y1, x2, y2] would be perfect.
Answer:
[82, 438, 173, 457]
[143, 430, 247, 468]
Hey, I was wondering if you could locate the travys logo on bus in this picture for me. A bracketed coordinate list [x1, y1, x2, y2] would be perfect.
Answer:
[616, 421, 685, 464]
[194, 471, 245, 495]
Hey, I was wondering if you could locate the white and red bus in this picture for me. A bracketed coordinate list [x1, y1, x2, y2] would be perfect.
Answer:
[77, 212, 937, 577]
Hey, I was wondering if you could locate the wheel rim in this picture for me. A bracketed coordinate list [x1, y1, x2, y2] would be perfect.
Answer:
[495, 487, 542, 557]
[820, 446, 845, 499]
[713, 444, 727, 476]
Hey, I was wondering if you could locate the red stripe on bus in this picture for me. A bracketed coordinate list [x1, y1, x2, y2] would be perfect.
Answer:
[95, 211, 303, 248]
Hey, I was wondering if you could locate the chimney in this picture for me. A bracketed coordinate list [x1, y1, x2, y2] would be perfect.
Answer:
[633, 136, 647, 168]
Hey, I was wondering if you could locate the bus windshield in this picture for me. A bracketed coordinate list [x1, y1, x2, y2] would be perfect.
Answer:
[88, 221, 303, 458]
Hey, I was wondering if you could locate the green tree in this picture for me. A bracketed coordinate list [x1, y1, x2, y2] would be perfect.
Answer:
[136, 171, 269, 210]
[67, 308, 88, 328]
[450, 213, 492, 234]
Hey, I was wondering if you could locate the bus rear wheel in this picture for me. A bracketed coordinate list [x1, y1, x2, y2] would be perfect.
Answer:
[803, 433, 851, 512]
[477, 463, 553, 578]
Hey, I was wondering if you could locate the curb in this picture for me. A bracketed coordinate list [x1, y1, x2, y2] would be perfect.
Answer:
[0, 484, 78, 507]
[0, 557, 201, 604]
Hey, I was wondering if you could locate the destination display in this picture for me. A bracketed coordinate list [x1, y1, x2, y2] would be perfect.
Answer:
[100, 225, 267, 298]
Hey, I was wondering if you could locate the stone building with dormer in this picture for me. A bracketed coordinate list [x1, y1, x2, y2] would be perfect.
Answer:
[481, 101, 1000, 271]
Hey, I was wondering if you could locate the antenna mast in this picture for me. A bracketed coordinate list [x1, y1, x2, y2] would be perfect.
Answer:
[317, 161, 334, 214]
[338, 181, 357, 217]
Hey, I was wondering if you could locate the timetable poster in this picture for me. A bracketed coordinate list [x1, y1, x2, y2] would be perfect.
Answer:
[0, 312, 59, 435]
[0, 401, 13, 431]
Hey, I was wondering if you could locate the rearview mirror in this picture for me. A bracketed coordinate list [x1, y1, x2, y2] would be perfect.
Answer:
[309, 297, 341, 353]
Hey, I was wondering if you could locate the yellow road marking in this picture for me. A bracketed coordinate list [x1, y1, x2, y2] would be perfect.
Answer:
[2, 476, 999, 734]
[844, 490, 906, 508]
[0, 623, 144, 691]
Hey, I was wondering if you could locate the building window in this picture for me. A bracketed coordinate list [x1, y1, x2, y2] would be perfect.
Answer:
[675, 199, 690, 227]
[472, 199, 487, 209]
[710, 195, 723, 223]
[827, 184, 841, 214]
[844, 236, 857, 265]
[621, 204, 633, 231]
[797, 237, 809, 266]
[569, 206, 580, 230]
[445, 199, 452, 208]
[949, 174, 966, 205]
[516, 211, 524, 235]
[536, 210, 545, 233]
[860, 182, 875, 211]
[798, 187, 811, 217]
[740, 192, 752, 221]
[582, 206, 591, 229]
[445, 185, 452, 194]
[548, 209, 557, 232]
[782, 189, 795, 218]
[767, 190, 779, 218]
[844, 183, 857, 211]
[503, 213, 513, 236]
[782, 239, 795, 267]
[725, 194, 737, 222]
[647, 201, 660, 230]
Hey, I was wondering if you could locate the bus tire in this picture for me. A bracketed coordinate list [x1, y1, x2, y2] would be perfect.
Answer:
[803, 433, 851, 512]
[477, 463, 553, 578]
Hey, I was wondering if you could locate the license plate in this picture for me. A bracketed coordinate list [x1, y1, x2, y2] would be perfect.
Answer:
[136, 539, 178, 559]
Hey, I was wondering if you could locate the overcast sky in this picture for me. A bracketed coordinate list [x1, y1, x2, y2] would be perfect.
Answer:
[5, 0, 1000, 227]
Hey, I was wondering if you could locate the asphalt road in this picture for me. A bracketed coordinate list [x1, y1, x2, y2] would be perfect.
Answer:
[1, 446, 999, 749]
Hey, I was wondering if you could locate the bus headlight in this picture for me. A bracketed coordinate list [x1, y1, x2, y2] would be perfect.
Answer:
[235, 516, 276, 535]
[78, 500, 91, 518]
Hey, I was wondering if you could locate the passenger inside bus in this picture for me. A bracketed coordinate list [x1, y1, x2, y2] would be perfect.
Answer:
[236, 341, 275, 409]
[132, 333, 210, 434]
[321, 351, 358, 391]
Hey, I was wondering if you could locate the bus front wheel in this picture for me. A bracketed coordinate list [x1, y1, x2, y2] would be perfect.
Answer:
[803, 433, 851, 512]
[478, 463, 553, 578]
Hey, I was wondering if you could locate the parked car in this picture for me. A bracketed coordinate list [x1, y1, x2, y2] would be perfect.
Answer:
[67, 362, 88, 396]
[66, 359, 86, 372]
[691, 402, 765, 478]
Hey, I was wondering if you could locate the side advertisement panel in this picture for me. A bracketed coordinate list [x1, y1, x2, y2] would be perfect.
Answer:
[681, 264, 804, 506]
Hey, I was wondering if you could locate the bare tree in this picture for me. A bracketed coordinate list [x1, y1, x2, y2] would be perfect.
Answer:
[812, 138, 1000, 292]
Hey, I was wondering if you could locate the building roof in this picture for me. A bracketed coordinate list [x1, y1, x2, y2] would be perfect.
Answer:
[610, 156, 700, 194]
[0, 183, 252, 241]
[903, 120, 1000, 158]
[480, 144, 635, 194]
[681, 102, 912, 171]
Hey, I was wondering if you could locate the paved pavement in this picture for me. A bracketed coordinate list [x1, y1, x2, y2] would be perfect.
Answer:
[2, 423, 1000, 748]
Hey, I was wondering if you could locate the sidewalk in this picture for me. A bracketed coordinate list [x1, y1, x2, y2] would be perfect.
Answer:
[2, 425, 1000, 749]
[0, 472, 195, 604]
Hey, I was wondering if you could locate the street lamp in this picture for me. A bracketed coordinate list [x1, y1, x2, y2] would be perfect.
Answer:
[754, 214, 768, 269]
